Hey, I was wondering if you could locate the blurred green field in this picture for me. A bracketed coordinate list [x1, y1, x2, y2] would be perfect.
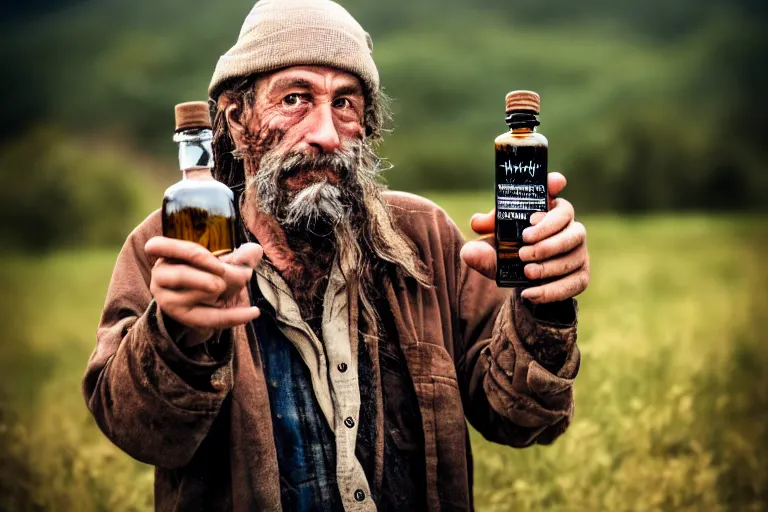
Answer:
[1, 196, 767, 511]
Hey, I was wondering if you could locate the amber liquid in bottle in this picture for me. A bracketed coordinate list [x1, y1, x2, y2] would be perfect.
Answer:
[495, 91, 548, 287]
[162, 171, 236, 256]
[162, 102, 235, 256]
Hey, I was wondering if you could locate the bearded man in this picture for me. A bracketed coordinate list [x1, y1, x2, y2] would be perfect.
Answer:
[83, 0, 590, 510]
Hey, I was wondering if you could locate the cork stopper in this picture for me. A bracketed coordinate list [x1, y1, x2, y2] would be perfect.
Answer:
[505, 90, 540, 114]
[174, 101, 211, 131]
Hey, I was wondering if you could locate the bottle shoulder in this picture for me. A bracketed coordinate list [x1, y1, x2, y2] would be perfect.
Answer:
[495, 131, 548, 148]
[163, 176, 236, 218]
[164, 175, 234, 200]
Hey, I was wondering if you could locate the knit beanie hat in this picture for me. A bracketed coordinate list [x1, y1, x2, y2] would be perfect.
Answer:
[208, 0, 379, 99]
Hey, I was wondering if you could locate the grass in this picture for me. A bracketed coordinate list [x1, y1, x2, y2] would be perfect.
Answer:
[465, 212, 768, 511]
[0, 197, 766, 511]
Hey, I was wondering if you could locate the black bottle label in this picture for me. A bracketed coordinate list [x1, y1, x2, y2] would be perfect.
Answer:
[495, 144, 548, 287]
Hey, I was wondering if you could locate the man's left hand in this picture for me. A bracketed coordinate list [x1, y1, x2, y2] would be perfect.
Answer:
[459, 172, 590, 304]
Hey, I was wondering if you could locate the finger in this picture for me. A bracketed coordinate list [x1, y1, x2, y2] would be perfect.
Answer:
[221, 263, 255, 289]
[220, 242, 264, 270]
[460, 239, 497, 280]
[153, 288, 225, 313]
[153, 263, 228, 295]
[548, 172, 567, 198]
[521, 268, 589, 303]
[216, 261, 258, 302]
[519, 221, 586, 262]
[218, 245, 263, 301]
[184, 305, 262, 330]
[547, 173, 566, 210]
[523, 244, 587, 281]
[530, 212, 546, 226]
[474, 174, 566, 235]
[470, 210, 495, 235]
[522, 198, 574, 244]
[146, 237, 226, 277]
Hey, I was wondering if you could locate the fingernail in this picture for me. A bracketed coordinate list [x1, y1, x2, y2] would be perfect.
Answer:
[522, 228, 533, 242]
[521, 288, 541, 301]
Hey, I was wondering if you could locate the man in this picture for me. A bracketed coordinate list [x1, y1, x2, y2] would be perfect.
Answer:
[83, 0, 589, 510]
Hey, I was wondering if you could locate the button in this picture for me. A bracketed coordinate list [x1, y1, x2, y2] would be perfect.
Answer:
[344, 417, 355, 428]
[337, 362, 348, 373]
[354, 489, 365, 502]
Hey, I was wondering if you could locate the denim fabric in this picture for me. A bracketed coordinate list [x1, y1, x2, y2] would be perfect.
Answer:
[255, 300, 428, 511]
[255, 308, 344, 512]
[89, 196, 581, 512]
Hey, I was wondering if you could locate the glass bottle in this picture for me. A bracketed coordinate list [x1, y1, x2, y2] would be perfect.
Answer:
[494, 90, 548, 287]
[162, 101, 235, 255]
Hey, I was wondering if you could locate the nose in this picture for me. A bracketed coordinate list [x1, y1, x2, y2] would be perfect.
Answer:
[303, 103, 341, 153]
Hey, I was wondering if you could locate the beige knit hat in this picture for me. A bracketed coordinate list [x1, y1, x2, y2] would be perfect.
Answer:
[208, 0, 379, 99]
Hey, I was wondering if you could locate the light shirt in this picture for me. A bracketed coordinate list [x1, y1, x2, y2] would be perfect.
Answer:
[256, 260, 375, 512]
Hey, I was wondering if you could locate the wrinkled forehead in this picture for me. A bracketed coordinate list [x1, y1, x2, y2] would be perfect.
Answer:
[255, 65, 365, 98]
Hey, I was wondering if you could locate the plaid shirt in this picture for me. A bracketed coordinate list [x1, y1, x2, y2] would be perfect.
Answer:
[253, 288, 427, 511]
[255, 305, 344, 512]
[86, 194, 580, 511]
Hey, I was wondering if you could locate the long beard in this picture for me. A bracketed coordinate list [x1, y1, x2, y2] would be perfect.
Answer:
[250, 140, 365, 232]
[240, 134, 431, 333]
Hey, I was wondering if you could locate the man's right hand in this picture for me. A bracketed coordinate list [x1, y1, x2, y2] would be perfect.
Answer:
[145, 237, 263, 335]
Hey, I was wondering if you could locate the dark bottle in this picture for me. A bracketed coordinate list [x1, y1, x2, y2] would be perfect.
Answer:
[162, 101, 236, 256]
[495, 90, 548, 288]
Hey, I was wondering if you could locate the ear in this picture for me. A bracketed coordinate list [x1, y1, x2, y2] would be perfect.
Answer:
[218, 95, 250, 149]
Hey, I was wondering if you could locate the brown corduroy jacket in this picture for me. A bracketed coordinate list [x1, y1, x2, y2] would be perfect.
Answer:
[83, 191, 580, 512]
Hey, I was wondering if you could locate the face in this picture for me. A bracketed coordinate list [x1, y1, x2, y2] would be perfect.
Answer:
[216, 66, 429, 313]
[222, 66, 370, 228]
[227, 66, 366, 187]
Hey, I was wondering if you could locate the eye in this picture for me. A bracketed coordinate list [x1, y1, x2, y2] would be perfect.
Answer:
[332, 97, 351, 109]
[282, 93, 306, 108]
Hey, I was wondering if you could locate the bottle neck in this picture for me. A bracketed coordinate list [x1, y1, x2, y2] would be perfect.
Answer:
[181, 168, 214, 181]
[506, 111, 540, 133]
[174, 128, 214, 174]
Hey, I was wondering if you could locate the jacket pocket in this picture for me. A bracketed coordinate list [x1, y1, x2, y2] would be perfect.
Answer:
[381, 343, 423, 451]
[406, 342, 471, 512]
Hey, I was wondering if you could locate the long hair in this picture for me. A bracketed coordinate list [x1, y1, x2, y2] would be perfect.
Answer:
[210, 76, 391, 197]
[209, 75, 430, 332]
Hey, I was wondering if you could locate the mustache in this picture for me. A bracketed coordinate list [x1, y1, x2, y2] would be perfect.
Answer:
[267, 142, 363, 184]
[233, 129, 431, 332]
[244, 138, 370, 227]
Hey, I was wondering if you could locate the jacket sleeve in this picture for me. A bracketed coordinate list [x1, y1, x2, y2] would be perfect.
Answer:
[82, 214, 234, 469]
[452, 224, 580, 448]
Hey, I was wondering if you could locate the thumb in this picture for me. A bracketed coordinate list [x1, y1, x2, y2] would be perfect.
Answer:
[221, 242, 263, 270]
[218, 243, 263, 302]
[460, 237, 497, 280]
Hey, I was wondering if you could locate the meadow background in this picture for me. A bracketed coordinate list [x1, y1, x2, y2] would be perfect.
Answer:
[1, 0, 767, 510]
